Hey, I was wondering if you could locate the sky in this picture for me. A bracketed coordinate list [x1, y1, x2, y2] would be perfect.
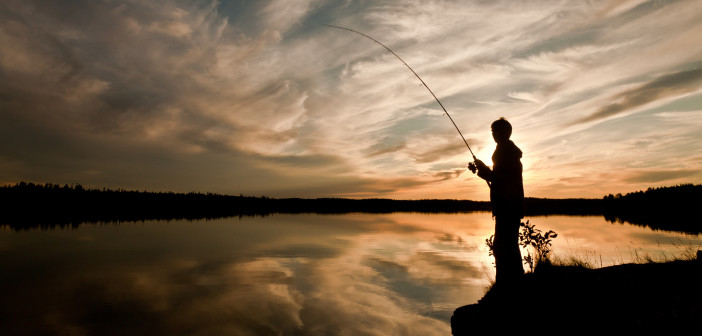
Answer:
[1, 0, 701, 200]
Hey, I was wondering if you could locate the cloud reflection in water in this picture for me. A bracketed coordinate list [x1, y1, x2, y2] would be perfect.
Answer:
[3, 213, 696, 334]
[0, 214, 492, 335]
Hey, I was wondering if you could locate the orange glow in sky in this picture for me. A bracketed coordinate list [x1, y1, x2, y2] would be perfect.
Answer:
[1, 0, 701, 199]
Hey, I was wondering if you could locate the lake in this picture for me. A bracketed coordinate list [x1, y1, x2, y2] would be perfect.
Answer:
[1, 213, 700, 335]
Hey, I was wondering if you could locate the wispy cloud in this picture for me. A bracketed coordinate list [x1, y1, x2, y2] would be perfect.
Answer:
[624, 168, 702, 184]
[574, 68, 702, 125]
[0, 0, 701, 198]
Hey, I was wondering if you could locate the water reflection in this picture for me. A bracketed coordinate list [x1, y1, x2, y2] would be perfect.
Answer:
[537, 216, 702, 266]
[0, 214, 699, 335]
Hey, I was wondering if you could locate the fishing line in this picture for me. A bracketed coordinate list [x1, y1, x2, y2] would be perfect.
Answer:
[325, 24, 478, 161]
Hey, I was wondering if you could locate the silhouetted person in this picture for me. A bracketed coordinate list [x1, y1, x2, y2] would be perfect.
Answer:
[475, 117, 524, 285]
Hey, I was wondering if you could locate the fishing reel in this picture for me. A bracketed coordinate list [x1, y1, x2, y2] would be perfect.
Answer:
[467, 162, 478, 174]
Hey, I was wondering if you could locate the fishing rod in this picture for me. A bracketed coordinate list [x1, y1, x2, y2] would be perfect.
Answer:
[325, 25, 477, 159]
[326, 25, 489, 185]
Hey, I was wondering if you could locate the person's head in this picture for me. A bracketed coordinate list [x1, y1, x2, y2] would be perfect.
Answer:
[491, 117, 512, 143]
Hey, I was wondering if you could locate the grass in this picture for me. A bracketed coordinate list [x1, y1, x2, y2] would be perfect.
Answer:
[548, 244, 700, 270]
[459, 253, 702, 333]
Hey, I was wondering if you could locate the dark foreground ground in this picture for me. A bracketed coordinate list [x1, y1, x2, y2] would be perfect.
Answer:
[452, 258, 701, 334]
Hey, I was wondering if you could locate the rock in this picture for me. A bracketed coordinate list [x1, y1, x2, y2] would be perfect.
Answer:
[451, 260, 702, 334]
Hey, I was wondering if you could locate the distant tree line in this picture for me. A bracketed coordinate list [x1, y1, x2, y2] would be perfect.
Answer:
[523, 184, 701, 234]
[600, 184, 700, 234]
[1, 182, 699, 233]
[1, 182, 493, 230]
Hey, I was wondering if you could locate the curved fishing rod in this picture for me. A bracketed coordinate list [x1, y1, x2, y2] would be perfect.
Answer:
[325, 24, 478, 161]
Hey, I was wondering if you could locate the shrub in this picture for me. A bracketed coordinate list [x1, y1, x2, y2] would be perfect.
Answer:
[518, 220, 557, 272]
[484, 220, 558, 272]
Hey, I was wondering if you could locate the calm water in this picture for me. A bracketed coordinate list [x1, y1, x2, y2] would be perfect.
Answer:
[1, 213, 700, 335]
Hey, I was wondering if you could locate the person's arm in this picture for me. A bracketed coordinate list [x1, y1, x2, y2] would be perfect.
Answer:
[474, 160, 492, 182]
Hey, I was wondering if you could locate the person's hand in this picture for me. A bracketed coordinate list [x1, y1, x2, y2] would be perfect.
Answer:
[474, 159, 488, 171]
[474, 160, 490, 180]
[467, 162, 477, 174]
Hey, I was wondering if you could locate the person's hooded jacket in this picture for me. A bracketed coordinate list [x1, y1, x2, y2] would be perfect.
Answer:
[478, 140, 525, 218]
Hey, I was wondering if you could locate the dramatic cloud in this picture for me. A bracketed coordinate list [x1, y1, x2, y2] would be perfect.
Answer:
[575, 68, 702, 124]
[1, 0, 701, 198]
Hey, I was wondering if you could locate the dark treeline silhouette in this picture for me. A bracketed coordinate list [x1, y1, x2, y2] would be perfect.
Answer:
[601, 184, 701, 234]
[0, 182, 492, 230]
[524, 197, 605, 215]
[1, 182, 700, 233]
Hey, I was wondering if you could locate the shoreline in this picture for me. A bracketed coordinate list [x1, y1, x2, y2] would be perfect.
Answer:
[451, 257, 702, 333]
[2, 182, 700, 234]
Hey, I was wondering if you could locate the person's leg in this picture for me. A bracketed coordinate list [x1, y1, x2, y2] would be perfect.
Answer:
[494, 216, 523, 284]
